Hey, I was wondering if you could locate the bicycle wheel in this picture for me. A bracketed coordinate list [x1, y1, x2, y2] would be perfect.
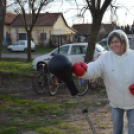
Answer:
[32, 71, 46, 94]
[48, 74, 58, 96]
[74, 76, 89, 96]
[0, 75, 3, 88]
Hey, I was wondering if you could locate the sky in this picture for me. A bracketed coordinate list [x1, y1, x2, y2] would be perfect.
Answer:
[7, 0, 134, 27]
[43, 0, 134, 27]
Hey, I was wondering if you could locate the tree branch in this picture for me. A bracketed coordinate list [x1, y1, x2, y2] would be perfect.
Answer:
[101, 0, 112, 14]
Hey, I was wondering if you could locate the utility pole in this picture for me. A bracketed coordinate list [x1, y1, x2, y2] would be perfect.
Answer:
[0, 0, 6, 58]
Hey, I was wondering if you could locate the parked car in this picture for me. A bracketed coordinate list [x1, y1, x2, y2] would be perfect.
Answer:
[128, 38, 134, 50]
[98, 37, 134, 50]
[98, 38, 109, 50]
[7, 40, 36, 52]
[32, 43, 107, 71]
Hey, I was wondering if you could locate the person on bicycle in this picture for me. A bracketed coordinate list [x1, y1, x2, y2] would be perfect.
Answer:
[72, 29, 134, 134]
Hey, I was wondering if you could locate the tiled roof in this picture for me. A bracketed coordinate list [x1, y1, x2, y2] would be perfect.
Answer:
[11, 13, 63, 26]
[5, 13, 17, 25]
[72, 23, 115, 34]
[72, 24, 92, 34]
[102, 23, 115, 33]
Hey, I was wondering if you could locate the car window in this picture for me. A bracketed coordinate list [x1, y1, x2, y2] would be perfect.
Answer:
[71, 45, 87, 54]
[95, 44, 105, 52]
[19, 41, 25, 45]
[51, 45, 69, 56]
[83, 46, 87, 53]
[14, 41, 19, 45]
[99, 42, 108, 50]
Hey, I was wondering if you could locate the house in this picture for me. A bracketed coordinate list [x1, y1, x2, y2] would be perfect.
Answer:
[10, 12, 76, 46]
[72, 23, 117, 42]
[4, 13, 17, 44]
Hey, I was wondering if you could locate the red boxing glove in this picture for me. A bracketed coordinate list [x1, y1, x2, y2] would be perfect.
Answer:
[129, 83, 134, 95]
[72, 62, 88, 76]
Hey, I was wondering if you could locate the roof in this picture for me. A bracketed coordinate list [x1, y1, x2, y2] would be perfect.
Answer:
[72, 23, 115, 34]
[72, 24, 92, 34]
[11, 13, 66, 26]
[5, 13, 17, 25]
[102, 23, 115, 33]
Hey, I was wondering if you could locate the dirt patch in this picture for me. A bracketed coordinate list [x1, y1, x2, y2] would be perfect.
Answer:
[0, 77, 113, 134]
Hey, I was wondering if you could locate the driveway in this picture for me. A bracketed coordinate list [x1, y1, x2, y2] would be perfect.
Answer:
[1, 52, 43, 59]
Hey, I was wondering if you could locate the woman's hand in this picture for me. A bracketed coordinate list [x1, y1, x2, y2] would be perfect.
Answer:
[72, 62, 87, 76]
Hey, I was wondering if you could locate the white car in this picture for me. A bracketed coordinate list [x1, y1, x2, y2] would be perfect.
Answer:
[32, 43, 107, 70]
[7, 40, 36, 52]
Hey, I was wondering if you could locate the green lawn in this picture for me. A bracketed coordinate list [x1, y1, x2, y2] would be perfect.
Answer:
[0, 95, 81, 134]
[0, 57, 35, 78]
[0, 46, 55, 77]
[34, 46, 55, 54]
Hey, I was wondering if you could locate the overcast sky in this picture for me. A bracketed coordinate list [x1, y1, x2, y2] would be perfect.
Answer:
[7, 0, 134, 27]
[43, 0, 134, 27]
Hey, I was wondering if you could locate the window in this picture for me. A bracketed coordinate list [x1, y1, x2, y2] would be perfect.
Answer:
[71, 45, 86, 54]
[14, 41, 19, 45]
[19, 41, 25, 45]
[51, 46, 69, 56]
[19, 33, 26, 40]
[82, 46, 87, 53]
[40, 33, 47, 40]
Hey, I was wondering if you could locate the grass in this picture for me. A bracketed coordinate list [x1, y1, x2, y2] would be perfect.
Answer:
[0, 57, 32, 64]
[0, 127, 20, 134]
[0, 94, 81, 133]
[34, 46, 55, 54]
[0, 95, 79, 116]
[0, 57, 35, 78]
[0, 46, 55, 77]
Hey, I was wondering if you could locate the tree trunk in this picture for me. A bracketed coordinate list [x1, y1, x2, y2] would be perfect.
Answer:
[85, 14, 103, 63]
[0, 1, 6, 58]
[27, 31, 32, 61]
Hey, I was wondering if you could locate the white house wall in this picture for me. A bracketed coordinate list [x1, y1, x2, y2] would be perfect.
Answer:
[11, 26, 53, 45]
[32, 26, 53, 45]
[52, 15, 75, 35]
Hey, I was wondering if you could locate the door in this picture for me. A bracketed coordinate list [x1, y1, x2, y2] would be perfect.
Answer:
[68, 45, 87, 65]
[12, 41, 20, 51]
[18, 41, 26, 51]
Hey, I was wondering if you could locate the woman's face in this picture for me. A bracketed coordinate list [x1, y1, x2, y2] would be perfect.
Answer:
[109, 36, 126, 55]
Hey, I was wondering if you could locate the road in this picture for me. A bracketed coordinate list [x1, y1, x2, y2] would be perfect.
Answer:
[1, 52, 43, 59]
[1, 42, 134, 59]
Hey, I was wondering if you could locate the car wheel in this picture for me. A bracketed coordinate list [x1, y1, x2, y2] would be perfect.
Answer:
[7, 49, 12, 52]
[24, 49, 27, 53]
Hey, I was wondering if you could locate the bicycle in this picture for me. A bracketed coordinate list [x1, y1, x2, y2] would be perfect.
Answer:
[73, 76, 104, 96]
[32, 63, 49, 94]
[32, 63, 101, 96]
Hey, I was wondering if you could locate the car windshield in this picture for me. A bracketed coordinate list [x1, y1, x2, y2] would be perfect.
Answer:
[95, 44, 105, 52]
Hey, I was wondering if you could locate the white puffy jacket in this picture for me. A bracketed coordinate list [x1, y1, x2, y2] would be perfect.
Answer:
[82, 30, 134, 109]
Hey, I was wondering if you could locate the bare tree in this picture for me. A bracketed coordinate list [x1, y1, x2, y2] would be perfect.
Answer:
[66, 0, 129, 62]
[12, 0, 53, 61]
[83, 0, 113, 62]
[0, 0, 6, 58]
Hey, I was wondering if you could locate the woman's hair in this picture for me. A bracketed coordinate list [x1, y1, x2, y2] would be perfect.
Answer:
[108, 32, 126, 45]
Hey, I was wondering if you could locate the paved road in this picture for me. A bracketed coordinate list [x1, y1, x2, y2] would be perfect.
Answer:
[1, 52, 43, 59]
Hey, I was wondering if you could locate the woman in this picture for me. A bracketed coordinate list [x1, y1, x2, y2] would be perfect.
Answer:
[72, 29, 134, 134]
